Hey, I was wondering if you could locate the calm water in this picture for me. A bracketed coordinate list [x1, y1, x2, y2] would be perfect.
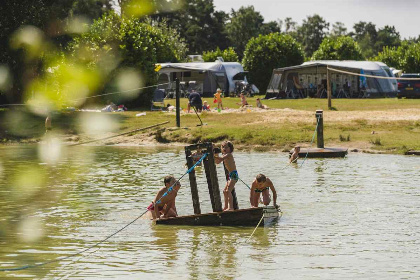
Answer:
[0, 145, 419, 279]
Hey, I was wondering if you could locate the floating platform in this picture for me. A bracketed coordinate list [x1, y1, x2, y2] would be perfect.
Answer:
[156, 206, 280, 227]
[291, 147, 348, 158]
[405, 150, 420, 156]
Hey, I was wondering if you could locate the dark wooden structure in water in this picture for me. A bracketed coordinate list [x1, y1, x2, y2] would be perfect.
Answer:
[156, 142, 280, 226]
[290, 110, 348, 158]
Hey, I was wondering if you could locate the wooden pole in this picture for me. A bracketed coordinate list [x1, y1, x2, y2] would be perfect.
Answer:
[223, 163, 239, 210]
[327, 68, 332, 109]
[316, 110, 324, 148]
[203, 143, 223, 212]
[185, 147, 201, 214]
[176, 78, 180, 127]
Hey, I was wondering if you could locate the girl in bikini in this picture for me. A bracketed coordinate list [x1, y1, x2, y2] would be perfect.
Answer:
[250, 174, 278, 208]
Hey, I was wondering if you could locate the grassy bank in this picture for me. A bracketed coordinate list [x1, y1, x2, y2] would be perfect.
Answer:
[1, 97, 419, 154]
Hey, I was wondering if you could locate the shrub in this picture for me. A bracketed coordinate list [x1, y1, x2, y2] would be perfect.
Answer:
[202, 47, 239, 62]
[312, 36, 365, 61]
[242, 33, 304, 92]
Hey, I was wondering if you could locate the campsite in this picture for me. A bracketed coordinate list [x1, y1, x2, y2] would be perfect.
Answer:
[1, 0, 420, 279]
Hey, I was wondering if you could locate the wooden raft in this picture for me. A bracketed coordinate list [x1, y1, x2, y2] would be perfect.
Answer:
[155, 142, 279, 227]
[156, 206, 279, 226]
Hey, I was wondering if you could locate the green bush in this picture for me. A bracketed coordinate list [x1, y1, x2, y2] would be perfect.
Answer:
[242, 33, 304, 92]
[202, 47, 239, 62]
[68, 12, 187, 107]
[311, 36, 365, 60]
[374, 41, 420, 73]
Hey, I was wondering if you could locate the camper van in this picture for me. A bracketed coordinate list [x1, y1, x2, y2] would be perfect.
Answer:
[156, 61, 258, 97]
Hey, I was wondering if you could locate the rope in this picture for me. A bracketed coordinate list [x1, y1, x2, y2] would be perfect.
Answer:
[0, 209, 148, 272]
[299, 116, 320, 168]
[245, 214, 264, 243]
[154, 153, 208, 206]
[67, 121, 169, 147]
[327, 67, 420, 80]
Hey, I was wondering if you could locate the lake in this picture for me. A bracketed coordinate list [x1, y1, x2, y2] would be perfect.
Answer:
[0, 145, 419, 279]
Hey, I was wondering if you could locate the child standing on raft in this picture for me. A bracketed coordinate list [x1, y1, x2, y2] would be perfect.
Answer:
[214, 141, 238, 211]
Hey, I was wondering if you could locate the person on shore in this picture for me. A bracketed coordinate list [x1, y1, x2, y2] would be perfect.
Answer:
[148, 176, 180, 219]
[202, 100, 210, 111]
[250, 174, 278, 208]
[237, 92, 249, 108]
[290, 146, 300, 163]
[187, 90, 203, 113]
[214, 88, 223, 111]
[214, 141, 238, 211]
[256, 98, 268, 109]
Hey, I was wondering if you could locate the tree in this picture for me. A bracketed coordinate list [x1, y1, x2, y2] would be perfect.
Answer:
[312, 36, 364, 61]
[375, 25, 401, 53]
[202, 47, 238, 62]
[330, 22, 347, 38]
[226, 6, 265, 58]
[350, 21, 377, 59]
[151, 0, 229, 54]
[375, 42, 420, 73]
[68, 12, 187, 105]
[296, 14, 329, 58]
[242, 33, 304, 91]
[260, 21, 281, 35]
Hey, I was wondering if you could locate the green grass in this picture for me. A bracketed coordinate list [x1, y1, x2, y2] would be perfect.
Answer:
[1, 98, 419, 154]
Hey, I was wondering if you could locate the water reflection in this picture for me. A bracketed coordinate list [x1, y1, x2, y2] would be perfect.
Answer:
[0, 147, 419, 279]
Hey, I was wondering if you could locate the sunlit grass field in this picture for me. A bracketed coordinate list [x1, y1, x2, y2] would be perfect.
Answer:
[1, 97, 419, 154]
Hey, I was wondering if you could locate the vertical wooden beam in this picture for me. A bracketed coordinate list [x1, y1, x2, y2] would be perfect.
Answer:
[185, 147, 201, 214]
[203, 156, 216, 211]
[316, 110, 324, 148]
[223, 163, 239, 210]
[176, 78, 180, 127]
[327, 68, 332, 109]
[203, 143, 223, 212]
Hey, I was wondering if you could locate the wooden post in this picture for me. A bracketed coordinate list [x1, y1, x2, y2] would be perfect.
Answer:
[203, 143, 223, 212]
[327, 68, 332, 109]
[185, 147, 201, 214]
[316, 110, 324, 148]
[176, 78, 180, 127]
[223, 163, 239, 210]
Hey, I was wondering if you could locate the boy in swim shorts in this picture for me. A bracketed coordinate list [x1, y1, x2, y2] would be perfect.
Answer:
[214, 141, 238, 211]
[250, 174, 278, 208]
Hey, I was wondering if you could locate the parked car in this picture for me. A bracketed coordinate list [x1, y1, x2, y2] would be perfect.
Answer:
[397, 73, 420, 98]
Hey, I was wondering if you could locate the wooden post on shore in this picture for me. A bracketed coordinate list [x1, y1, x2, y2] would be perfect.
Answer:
[176, 78, 180, 127]
[316, 110, 324, 148]
[327, 68, 332, 109]
[185, 147, 201, 214]
[223, 163, 239, 210]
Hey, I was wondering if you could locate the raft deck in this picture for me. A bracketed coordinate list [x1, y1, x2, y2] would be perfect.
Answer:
[156, 206, 280, 226]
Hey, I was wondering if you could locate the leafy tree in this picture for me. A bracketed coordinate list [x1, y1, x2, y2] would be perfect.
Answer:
[375, 41, 420, 73]
[312, 36, 364, 61]
[296, 14, 329, 58]
[330, 22, 347, 37]
[152, 0, 229, 54]
[260, 21, 281, 35]
[202, 47, 238, 62]
[226, 6, 265, 58]
[374, 25, 401, 53]
[242, 33, 304, 91]
[349, 21, 377, 59]
[68, 12, 187, 105]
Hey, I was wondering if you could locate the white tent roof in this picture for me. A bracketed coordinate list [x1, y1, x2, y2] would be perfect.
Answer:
[276, 60, 387, 72]
[158, 62, 243, 73]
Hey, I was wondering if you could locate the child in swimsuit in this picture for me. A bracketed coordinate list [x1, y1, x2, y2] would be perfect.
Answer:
[214, 88, 223, 110]
[148, 175, 181, 219]
[250, 174, 278, 208]
[214, 141, 238, 211]
[290, 146, 300, 163]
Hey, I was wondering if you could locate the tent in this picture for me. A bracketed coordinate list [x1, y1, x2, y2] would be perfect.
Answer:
[156, 61, 250, 97]
[265, 60, 397, 99]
